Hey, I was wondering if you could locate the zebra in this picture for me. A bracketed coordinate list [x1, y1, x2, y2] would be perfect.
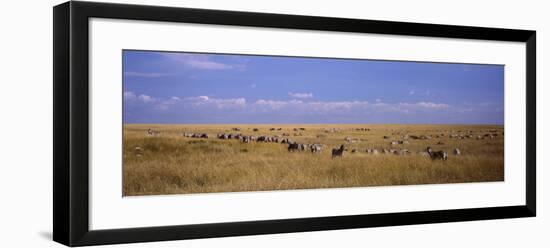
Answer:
[426, 146, 448, 161]
[288, 143, 300, 152]
[331, 145, 345, 158]
[310, 144, 322, 153]
[281, 138, 293, 144]
[147, 128, 160, 136]
[454, 148, 461, 155]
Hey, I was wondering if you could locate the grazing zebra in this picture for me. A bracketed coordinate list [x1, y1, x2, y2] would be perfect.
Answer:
[426, 146, 448, 161]
[281, 138, 293, 144]
[418, 151, 430, 157]
[331, 145, 345, 158]
[147, 128, 160, 136]
[310, 144, 322, 153]
[288, 143, 300, 152]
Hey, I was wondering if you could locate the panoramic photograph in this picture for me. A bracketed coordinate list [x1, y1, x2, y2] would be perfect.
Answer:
[123, 50, 504, 196]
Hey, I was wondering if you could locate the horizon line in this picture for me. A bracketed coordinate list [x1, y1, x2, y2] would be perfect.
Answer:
[124, 123, 504, 126]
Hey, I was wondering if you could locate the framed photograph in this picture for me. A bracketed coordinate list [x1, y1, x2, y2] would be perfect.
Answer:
[53, 1, 536, 246]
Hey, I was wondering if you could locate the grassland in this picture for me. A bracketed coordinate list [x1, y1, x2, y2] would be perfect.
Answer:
[123, 124, 504, 196]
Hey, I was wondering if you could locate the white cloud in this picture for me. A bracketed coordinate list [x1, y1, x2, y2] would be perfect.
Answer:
[185, 95, 246, 109]
[123, 91, 136, 100]
[125, 71, 173, 78]
[138, 94, 155, 103]
[414, 102, 450, 109]
[409, 90, 415, 95]
[186, 96, 210, 101]
[252, 99, 449, 113]
[154, 97, 181, 110]
[163, 53, 244, 70]
[288, 92, 313, 99]
[125, 91, 157, 104]
[254, 99, 303, 110]
[395, 102, 449, 113]
[126, 92, 452, 116]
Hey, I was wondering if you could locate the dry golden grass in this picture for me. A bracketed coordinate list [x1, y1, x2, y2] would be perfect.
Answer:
[123, 124, 504, 196]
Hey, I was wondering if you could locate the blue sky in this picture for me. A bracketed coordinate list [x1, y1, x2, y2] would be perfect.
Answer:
[123, 50, 504, 124]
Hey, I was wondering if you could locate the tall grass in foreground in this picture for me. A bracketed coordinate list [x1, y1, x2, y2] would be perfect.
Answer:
[123, 124, 504, 196]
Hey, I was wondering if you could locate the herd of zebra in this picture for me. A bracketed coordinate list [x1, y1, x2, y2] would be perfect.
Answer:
[215, 131, 326, 154]
[148, 128, 458, 161]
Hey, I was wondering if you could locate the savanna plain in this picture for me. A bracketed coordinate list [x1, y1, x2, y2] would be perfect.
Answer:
[124, 124, 504, 196]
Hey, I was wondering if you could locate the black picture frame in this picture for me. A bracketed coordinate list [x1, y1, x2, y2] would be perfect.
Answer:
[53, 1, 536, 246]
